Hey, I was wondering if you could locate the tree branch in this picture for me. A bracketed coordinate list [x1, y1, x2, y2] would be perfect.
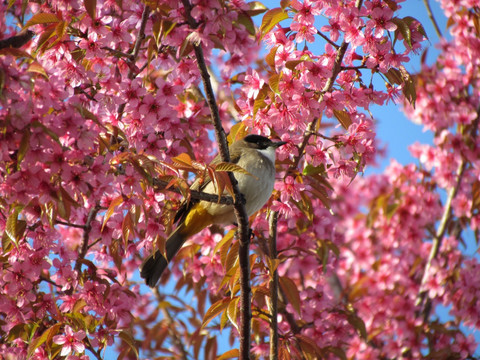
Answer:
[289, 0, 364, 174]
[154, 288, 189, 360]
[152, 177, 235, 205]
[423, 0, 443, 39]
[416, 108, 480, 317]
[116, 4, 150, 120]
[268, 211, 279, 360]
[74, 205, 101, 274]
[180, 1, 252, 358]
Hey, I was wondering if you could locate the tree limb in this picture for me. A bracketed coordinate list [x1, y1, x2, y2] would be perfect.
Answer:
[180, 1, 252, 358]
[268, 211, 279, 360]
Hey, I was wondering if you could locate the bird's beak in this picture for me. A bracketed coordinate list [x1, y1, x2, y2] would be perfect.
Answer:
[272, 141, 287, 148]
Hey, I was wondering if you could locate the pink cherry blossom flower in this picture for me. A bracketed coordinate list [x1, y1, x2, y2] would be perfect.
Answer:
[53, 326, 86, 356]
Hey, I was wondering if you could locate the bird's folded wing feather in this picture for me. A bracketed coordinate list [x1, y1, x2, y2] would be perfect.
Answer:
[173, 146, 242, 224]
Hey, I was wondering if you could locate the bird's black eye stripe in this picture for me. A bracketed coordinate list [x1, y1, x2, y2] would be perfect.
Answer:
[244, 134, 271, 149]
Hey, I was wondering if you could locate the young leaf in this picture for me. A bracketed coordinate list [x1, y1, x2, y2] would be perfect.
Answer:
[333, 109, 352, 130]
[215, 162, 254, 177]
[226, 297, 240, 331]
[246, 1, 268, 16]
[24, 13, 60, 28]
[17, 127, 30, 169]
[260, 8, 289, 40]
[265, 45, 278, 69]
[84, 0, 96, 19]
[202, 298, 231, 329]
[122, 211, 134, 246]
[217, 349, 240, 360]
[118, 330, 139, 358]
[102, 195, 123, 231]
[227, 121, 248, 144]
[27, 323, 63, 359]
[279, 276, 301, 315]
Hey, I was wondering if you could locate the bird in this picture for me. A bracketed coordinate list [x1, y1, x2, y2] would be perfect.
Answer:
[140, 134, 286, 287]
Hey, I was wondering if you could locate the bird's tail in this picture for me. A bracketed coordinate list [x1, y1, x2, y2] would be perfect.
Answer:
[140, 223, 187, 287]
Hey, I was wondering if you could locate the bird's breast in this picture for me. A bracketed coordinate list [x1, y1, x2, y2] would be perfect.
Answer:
[201, 150, 276, 224]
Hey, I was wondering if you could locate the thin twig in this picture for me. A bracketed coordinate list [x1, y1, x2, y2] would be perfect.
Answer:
[416, 108, 480, 317]
[117, 5, 150, 120]
[207, 65, 240, 121]
[180, 1, 252, 358]
[55, 220, 86, 229]
[289, 0, 363, 174]
[74, 205, 101, 273]
[268, 211, 279, 360]
[316, 29, 340, 49]
[423, 0, 443, 39]
[155, 288, 189, 360]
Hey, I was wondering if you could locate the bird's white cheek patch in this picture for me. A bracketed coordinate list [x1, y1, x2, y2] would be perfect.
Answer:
[257, 147, 276, 164]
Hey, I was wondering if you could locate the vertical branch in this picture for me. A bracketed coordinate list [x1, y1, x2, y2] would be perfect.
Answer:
[268, 211, 279, 360]
[180, 1, 252, 358]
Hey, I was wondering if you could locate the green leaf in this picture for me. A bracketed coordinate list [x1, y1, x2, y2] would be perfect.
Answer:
[391, 17, 412, 48]
[260, 8, 289, 40]
[268, 72, 282, 94]
[4, 207, 25, 248]
[27, 323, 63, 359]
[246, 1, 267, 16]
[31, 121, 61, 145]
[236, 12, 255, 36]
[384, 67, 403, 85]
[399, 65, 416, 107]
[403, 16, 428, 40]
[347, 312, 368, 340]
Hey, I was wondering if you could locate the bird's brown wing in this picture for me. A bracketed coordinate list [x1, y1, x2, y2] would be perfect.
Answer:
[173, 143, 242, 224]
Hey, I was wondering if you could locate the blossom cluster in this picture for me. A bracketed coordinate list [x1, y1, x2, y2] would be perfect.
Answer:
[1, 0, 478, 359]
